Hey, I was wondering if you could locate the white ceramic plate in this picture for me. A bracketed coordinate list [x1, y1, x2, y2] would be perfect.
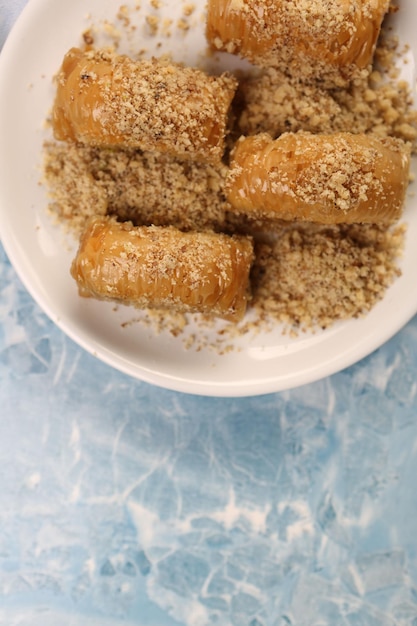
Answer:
[0, 0, 416, 397]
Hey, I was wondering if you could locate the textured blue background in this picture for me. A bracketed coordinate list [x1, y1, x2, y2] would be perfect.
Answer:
[1, 2, 417, 625]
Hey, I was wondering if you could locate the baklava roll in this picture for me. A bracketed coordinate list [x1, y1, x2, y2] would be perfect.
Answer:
[206, 0, 390, 86]
[52, 48, 238, 163]
[70, 217, 254, 322]
[226, 132, 411, 225]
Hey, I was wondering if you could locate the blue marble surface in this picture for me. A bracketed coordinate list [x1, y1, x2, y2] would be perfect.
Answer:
[1, 2, 417, 625]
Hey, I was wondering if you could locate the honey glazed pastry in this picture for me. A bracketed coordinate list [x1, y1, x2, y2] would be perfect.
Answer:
[52, 48, 238, 163]
[226, 132, 411, 225]
[70, 217, 254, 322]
[206, 0, 390, 86]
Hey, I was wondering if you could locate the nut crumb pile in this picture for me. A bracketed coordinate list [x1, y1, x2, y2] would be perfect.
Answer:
[237, 35, 417, 146]
[42, 1, 416, 342]
[43, 142, 230, 233]
[250, 222, 405, 331]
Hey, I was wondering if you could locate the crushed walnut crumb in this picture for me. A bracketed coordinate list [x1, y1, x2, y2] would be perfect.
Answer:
[145, 14, 159, 35]
[183, 3, 196, 18]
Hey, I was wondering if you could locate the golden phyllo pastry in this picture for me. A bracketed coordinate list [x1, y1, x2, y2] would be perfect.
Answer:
[52, 48, 238, 163]
[226, 132, 411, 224]
[70, 217, 254, 322]
[206, 0, 390, 86]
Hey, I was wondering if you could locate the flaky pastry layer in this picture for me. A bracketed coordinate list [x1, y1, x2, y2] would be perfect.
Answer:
[226, 132, 411, 224]
[52, 48, 238, 163]
[70, 217, 254, 321]
[206, 0, 390, 86]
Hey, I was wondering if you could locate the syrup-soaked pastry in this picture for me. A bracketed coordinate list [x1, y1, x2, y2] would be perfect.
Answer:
[206, 0, 390, 86]
[70, 216, 254, 322]
[52, 47, 238, 163]
[226, 132, 411, 224]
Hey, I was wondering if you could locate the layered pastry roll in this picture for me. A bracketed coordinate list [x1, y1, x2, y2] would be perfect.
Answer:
[52, 48, 238, 163]
[70, 217, 254, 322]
[206, 0, 390, 86]
[226, 132, 411, 225]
